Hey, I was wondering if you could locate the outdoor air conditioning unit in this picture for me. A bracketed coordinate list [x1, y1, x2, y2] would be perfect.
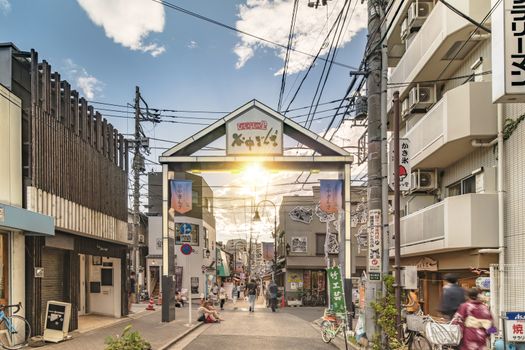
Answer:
[401, 98, 410, 119]
[138, 234, 145, 244]
[408, 84, 436, 112]
[410, 169, 438, 192]
[407, 0, 433, 30]
[400, 17, 409, 42]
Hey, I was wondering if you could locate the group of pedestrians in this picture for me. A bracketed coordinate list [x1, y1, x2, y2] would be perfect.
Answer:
[405, 273, 496, 350]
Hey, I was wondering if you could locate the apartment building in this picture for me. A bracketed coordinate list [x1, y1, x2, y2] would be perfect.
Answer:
[385, 0, 525, 316]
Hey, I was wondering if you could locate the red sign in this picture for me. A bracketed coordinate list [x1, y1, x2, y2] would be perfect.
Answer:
[180, 244, 192, 256]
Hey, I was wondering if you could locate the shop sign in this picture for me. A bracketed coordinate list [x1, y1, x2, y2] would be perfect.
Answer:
[0, 207, 4, 223]
[319, 180, 343, 214]
[367, 209, 382, 281]
[476, 277, 491, 291]
[416, 257, 438, 271]
[288, 272, 303, 283]
[492, 0, 525, 103]
[389, 138, 411, 191]
[327, 266, 347, 313]
[226, 109, 283, 155]
[44, 301, 72, 343]
[290, 236, 307, 253]
[506, 312, 525, 342]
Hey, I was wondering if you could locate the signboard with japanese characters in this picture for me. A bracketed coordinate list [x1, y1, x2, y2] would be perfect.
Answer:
[492, 0, 525, 102]
[367, 209, 382, 281]
[389, 138, 411, 191]
[290, 236, 307, 253]
[327, 266, 347, 313]
[506, 312, 525, 342]
[226, 107, 283, 155]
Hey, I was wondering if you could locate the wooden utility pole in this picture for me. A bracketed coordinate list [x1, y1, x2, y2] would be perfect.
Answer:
[132, 86, 141, 273]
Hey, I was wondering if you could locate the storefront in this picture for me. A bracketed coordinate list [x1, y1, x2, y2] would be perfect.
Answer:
[285, 269, 327, 306]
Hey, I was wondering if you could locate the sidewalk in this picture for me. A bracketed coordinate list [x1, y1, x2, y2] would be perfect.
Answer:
[41, 302, 201, 350]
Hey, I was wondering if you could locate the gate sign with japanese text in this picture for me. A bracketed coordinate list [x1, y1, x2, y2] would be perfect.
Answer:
[327, 266, 347, 313]
[367, 209, 382, 281]
[389, 138, 411, 191]
[506, 312, 525, 342]
[492, 0, 525, 103]
[226, 107, 283, 155]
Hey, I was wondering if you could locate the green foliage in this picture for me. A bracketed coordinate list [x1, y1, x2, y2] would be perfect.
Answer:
[370, 275, 406, 350]
[503, 115, 525, 140]
[105, 325, 151, 350]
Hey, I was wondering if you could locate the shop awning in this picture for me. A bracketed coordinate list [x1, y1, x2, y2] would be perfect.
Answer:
[0, 203, 54, 236]
[216, 249, 231, 277]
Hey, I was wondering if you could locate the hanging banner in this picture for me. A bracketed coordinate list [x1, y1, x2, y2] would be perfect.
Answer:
[320, 180, 343, 214]
[327, 266, 347, 313]
[170, 180, 192, 214]
[226, 108, 283, 155]
[389, 138, 411, 191]
[492, 0, 525, 103]
[367, 209, 382, 281]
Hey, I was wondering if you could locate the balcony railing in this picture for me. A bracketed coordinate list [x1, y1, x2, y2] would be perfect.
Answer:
[390, 193, 498, 256]
[405, 82, 497, 169]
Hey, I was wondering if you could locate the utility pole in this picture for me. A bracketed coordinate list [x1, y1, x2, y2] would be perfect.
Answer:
[365, 0, 384, 340]
[132, 86, 141, 274]
[393, 91, 402, 340]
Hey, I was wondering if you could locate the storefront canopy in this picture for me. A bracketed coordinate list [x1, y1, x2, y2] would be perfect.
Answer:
[0, 203, 54, 236]
[217, 249, 231, 277]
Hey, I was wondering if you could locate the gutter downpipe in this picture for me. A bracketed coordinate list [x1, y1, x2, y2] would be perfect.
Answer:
[472, 103, 505, 330]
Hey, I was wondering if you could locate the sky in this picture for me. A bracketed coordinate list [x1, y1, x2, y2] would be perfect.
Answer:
[0, 0, 369, 243]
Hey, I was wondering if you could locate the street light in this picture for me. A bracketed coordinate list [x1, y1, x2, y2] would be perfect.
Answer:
[252, 200, 277, 281]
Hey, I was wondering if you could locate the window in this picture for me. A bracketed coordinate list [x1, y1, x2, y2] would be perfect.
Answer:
[192, 191, 198, 206]
[447, 175, 476, 197]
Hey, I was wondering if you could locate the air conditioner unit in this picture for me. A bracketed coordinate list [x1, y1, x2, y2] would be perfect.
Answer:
[400, 17, 409, 42]
[138, 234, 145, 244]
[407, 1, 433, 30]
[408, 84, 436, 111]
[410, 169, 438, 192]
[401, 98, 410, 119]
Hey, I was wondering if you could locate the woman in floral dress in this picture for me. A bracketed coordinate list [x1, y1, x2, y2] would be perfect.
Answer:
[452, 288, 496, 350]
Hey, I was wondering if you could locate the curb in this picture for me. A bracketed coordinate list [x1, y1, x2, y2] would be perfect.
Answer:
[157, 322, 204, 350]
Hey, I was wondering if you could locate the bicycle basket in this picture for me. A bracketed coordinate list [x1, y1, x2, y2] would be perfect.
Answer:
[406, 314, 426, 333]
[425, 322, 462, 346]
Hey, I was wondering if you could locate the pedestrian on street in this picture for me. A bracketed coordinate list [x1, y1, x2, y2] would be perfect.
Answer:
[247, 279, 257, 312]
[438, 273, 466, 320]
[128, 271, 137, 312]
[452, 288, 496, 350]
[211, 283, 219, 305]
[219, 283, 227, 310]
[232, 283, 238, 304]
[267, 280, 278, 312]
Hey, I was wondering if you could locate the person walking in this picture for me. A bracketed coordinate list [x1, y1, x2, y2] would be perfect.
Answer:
[128, 271, 137, 312]
[267, 280, 278, 312]
[219, 283, 227, 310]
[452, 288, 496, 350]
[438, 273, 465, 320]
[246, 279, 257, 312]
[211, 283, 219, 306]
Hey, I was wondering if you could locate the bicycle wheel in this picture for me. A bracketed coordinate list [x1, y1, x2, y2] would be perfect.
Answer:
[320, 320, 334, 343]
[0, 315, 31, 350]
[408, 333, 432, 350]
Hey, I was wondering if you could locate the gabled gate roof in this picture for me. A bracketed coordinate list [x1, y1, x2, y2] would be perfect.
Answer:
[159, 99, 352, 172]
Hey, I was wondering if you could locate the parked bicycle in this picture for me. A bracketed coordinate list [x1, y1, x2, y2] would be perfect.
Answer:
[0, 303, 31, 349]
[402, 311, 461, 350]
[320, 309, 348, 344]
[403, 311, 432, 350]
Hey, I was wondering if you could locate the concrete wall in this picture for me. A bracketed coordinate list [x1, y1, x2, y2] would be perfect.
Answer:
[88, 257, 122, 318]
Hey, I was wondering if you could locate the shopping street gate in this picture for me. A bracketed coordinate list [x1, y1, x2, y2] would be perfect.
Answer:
[158, 99, 353, 322]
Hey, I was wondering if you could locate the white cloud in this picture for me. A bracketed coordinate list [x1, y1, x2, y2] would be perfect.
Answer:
[0, 0, 10, 14]
[63, 59, 104, 100]
[188, 40, 198, 49]
[234, 0, 367, 74]
[77, 0, 166, 57]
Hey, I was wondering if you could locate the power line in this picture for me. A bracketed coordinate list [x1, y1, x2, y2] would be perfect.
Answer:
[150, 0, 358, 70]
[278, 0, 300, 112]
[438, 0, 491, 33]
[387, 70, 492, 87]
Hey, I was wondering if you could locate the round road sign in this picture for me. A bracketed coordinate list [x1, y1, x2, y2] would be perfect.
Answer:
[180, 243, 193, 255]
[180, 223, 192, 235]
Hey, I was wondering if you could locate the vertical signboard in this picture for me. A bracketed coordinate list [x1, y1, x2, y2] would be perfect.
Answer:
[367, 209, 382, 281]
[320, 179, 343, 214]
[327, 266, 347, 313]
[226, 108, 283, 155]
[170, 180, 192, 214]
[389, 138, 411, 191]
[492, 0, 525, 102]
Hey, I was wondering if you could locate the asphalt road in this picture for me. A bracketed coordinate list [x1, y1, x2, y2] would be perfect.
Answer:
[173, 303, 335, 350]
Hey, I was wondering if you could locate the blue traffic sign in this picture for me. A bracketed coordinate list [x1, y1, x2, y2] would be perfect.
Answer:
[180, 243, 193, 255]
[180, 223, 192, 235]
